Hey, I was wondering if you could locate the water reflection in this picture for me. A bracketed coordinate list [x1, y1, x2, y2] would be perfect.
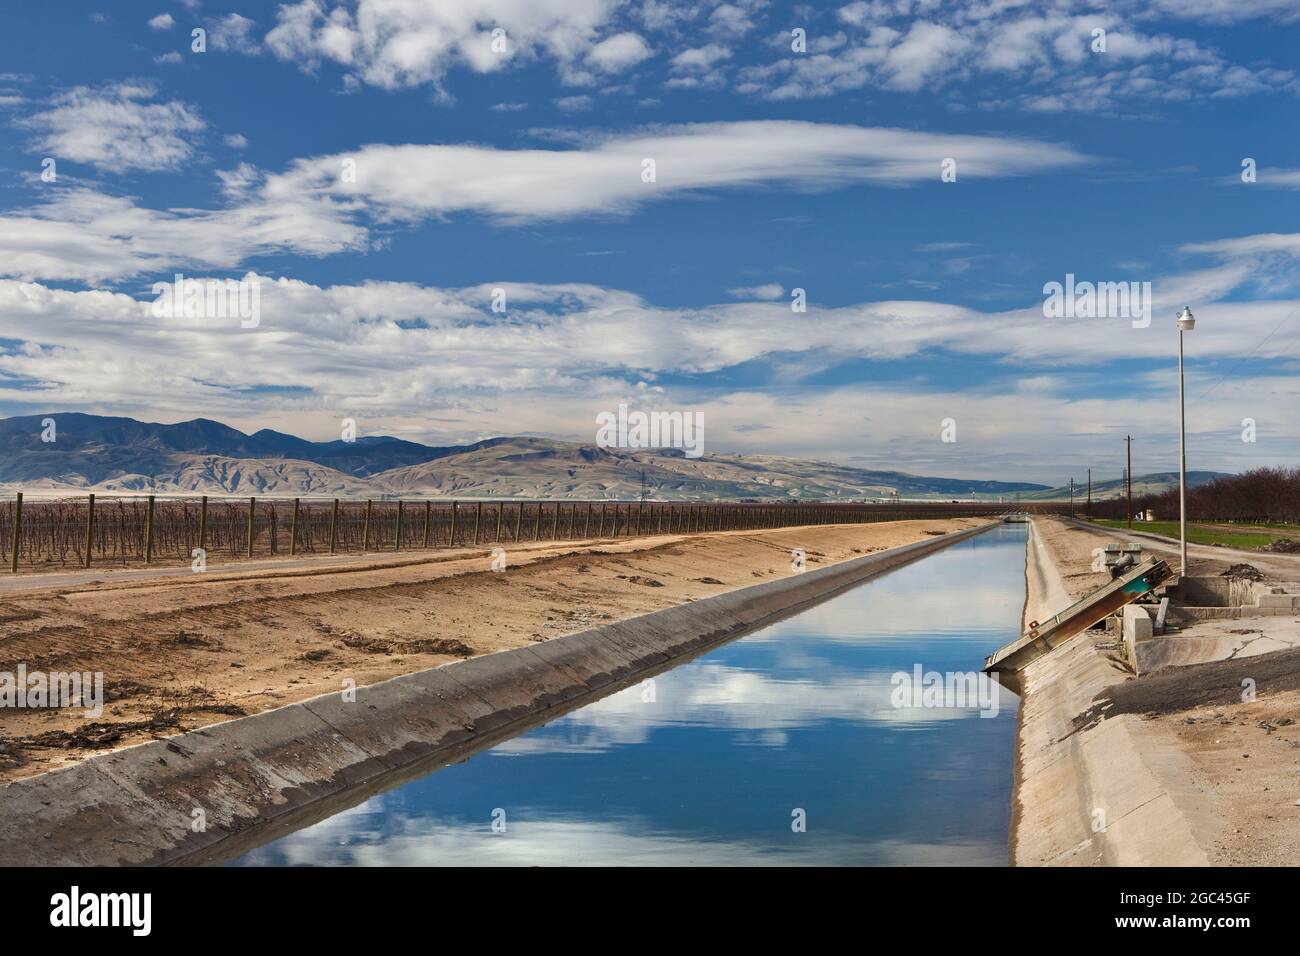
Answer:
[233, 524, 1026, 866]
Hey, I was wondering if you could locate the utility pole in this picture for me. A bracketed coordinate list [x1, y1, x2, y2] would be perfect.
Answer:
[1125, 435, 1133, 529]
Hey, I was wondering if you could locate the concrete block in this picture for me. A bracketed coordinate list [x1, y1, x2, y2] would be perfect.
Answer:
[1122, 605, 1155, 669]
[1124, 605, 1155, 640]
[1257, 594, 1300, 609]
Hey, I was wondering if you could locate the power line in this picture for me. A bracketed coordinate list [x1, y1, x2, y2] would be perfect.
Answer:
[1187, 301, 1300, 407]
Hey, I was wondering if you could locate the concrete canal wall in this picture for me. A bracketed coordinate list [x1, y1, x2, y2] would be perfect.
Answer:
[1010, 520, 1215, 866]
[0, 521, 999, 867]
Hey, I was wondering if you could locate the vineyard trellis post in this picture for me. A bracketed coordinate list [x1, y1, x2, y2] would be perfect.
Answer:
[329, 498, 339, 554]
[246, 497, 256, 558]
[449, 501, 458, 547]
[290, 497, 300, 556]
[10, 492, 21, 573]
[474, 502, 482, 545]
[422, 501, 431, 548]
[362, 499, 372, 551]
[145, 495, 156, 564]
[198, 495, 208, 555]
[394, 500, 403, 551]
[83, 492, 95, 568]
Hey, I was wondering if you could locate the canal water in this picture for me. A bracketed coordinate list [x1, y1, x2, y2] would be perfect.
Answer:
[233, 523, 1027, 866]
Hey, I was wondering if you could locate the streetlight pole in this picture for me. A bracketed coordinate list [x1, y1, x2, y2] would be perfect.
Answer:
[1176, 306, 1195, 577]
[1125, 435, 1132, 529]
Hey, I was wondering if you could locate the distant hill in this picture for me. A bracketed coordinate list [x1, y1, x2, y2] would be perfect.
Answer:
[0, 413, 451, 477]
[1021, 471, 1231, 501]
[0, 413, 1054, 499]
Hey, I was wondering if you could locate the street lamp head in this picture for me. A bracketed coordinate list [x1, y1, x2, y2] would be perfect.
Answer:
[1176, 305, 1195, 331]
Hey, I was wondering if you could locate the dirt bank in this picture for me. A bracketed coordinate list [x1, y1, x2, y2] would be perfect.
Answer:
[0, 518, 982, 784]
[1014, 517, 1300, 866]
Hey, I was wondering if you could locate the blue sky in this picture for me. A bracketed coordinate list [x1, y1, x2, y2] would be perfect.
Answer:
[1, 0, 1298, 483]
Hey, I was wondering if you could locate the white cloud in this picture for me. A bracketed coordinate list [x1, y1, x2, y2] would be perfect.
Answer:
[667, 42, 732, 88]
[265, 0, 626, 89]
[260, 121, 1091, 225]
[709, 2, 764, 35]
[554, 94, 594, 111]
[880, 21, 969, 91]
[0, 188, 365, 284]
[208, 13, 261, 53]
[148, 13, 175, 30]
[586, 31, 652, 71]
[1255, 168, 1300, 190]
[671, 44, 732, 71]
[0, 122, 1089, 283]
[1150, 0, 1300, 22]
[0, 237, 1296, 478]
[224, 132, 249, 148]
[740, 4, 1299, 108]
[17, 81, 205, 172]
[727, 283, 784, 299]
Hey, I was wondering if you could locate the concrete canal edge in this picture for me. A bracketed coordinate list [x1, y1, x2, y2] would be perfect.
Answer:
[1009, 519, 1215, 866]
[0, 521, 1000, 866]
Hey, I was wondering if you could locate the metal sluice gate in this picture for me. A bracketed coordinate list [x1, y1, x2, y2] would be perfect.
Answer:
[984, 557, 1174, 677]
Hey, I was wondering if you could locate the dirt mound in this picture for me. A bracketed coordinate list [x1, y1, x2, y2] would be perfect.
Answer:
[1071, 645, 1300, 734]
[1265, 538, 1300, 554]
[1222, 563, 1265, 581]
[340, 634, 474, 657]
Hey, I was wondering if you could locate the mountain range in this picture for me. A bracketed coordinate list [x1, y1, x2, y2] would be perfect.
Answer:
[0, 413, 1228, 500]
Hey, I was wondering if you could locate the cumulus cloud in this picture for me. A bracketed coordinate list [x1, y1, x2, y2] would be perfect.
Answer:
[0, 236, 1296, 476]
[740, 2, 1299, 108]
[208, 13, 261, 53]
[148, 13, 175, 30]
[265, 0, 627, 89]
[586, 31, 652, 71]
[17, 81, 205, 172]
[1150, 0, 1300, 22]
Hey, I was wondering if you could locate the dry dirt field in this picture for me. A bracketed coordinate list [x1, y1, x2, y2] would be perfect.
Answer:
[1036, 517, 1300, 865]
[0, 517, 984, 784]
